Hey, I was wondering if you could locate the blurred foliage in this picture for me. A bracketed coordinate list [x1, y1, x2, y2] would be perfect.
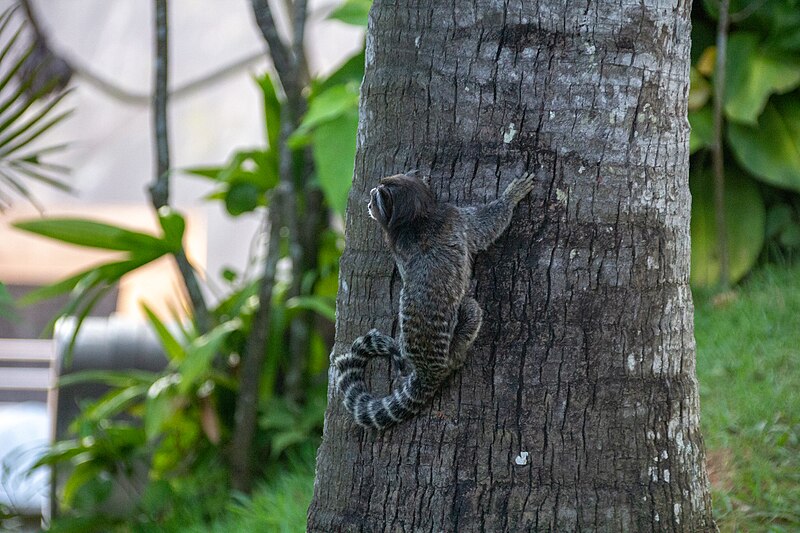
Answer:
[690, 0, 800, 287]
[10, 4, 367, 530]
[0, 6, 72, 211]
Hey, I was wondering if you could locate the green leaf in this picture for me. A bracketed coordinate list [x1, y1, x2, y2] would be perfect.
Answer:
[312, 50, 366, 98]
[32, 439, 89, 468]
[62, 461, 104, 507]
[328, 0, 372, 26]
[157, 207, 186, 252]
[286, 295, 336, 322]
[184, 150, 278, 190]
[0, 281, 15, 319]
[269, 429, 308, 458]
[144, 387, 175, 441]
[311, 111, 358, 215]
[19, 255, 159, 305]
[225, 182, 262, 216]
[727, 96, 800, 193]
[690, 167, 766, 288]
[293, 83, 360, 139]
[182, 166, 223, 180]
[13, 217, 171, 253]
[178, 319, 242, 394]
[80, 384, 149, 422]
[142, 304, 185, 362]
[725, 33, 800, 124]
[58, 369, 158, 388]
[689, 106, 713, 154]
[256, 73, 281, 152]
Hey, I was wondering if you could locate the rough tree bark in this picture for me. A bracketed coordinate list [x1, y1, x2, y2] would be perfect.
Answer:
[309, 0, 717, 531]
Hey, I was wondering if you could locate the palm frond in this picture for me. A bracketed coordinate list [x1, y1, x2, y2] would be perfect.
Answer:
[0, 5, 72, 211]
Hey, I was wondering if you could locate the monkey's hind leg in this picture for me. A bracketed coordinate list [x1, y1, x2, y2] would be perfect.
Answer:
[449, 297, 483, 370]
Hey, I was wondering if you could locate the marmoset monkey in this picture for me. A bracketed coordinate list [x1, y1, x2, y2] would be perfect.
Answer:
[334, 172, 535, 430]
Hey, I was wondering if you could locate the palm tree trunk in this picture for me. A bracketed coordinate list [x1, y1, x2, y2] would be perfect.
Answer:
[308, 0, 717, 530]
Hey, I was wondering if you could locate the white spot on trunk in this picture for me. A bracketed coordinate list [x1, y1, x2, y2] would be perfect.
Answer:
[647, 430, 655, 440]
[663, 469, 670, 483]
[584, 43, 596, 55]
[503, 122, 518, 143]
[578, 165, 585, 174]
[555, 188, 568, 204]
[648, 466, 658, 481]
[626, 354, 636, 372]
[514, 451, 529, 465]
[654, 512, 660, 523]
[414, 36, 421, 48]
[661, 450, 668, 459]
[674, 503, 682, 523]
[549, 110, 555, 120]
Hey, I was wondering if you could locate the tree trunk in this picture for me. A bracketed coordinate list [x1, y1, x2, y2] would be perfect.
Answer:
[309, 0, 717, 531]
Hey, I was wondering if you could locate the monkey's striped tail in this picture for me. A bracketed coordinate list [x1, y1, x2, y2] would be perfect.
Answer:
[333, 342, 433, 430]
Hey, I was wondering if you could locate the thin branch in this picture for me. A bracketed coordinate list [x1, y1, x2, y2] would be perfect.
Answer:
[250, 0, 305, 120]
[712, 0, 730, 288]
[230, 204, 281, 493]
[292, 0, 310, 86]
[251, 0, 295, 94]
[148, 0, 210, 330]
[730, 0, 768, 22]
[70, 50, 264, 106]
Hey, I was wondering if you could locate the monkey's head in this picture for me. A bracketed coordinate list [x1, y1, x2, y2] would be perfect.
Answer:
[368, 174, 435, 233]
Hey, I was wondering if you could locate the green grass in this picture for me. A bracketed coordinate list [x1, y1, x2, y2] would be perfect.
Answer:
[695, 265, 800, 532]
[189, 449, 315, 533]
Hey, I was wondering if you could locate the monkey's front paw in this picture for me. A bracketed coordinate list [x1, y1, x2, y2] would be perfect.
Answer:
[504, 172, 535, 203]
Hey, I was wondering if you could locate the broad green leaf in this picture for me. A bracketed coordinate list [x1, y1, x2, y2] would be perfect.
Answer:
[157, 207, 186, 252]
[256, 73, 281, 152]
[13, 218, 170, 253]
[311, 49, 366, 98]
[328, 0, 372, 26]
[689, 106, 713, 154]
[225, 182, 262, 216]
[184, 150, 277, 189]
[690, 167, 765, 288]
[293, 83, 360, 138]
[727, 96, 800, 192]
[178, 319, 242, 394]
[725, 33, 800, 124]
[20, 254, 160, 305]
[311, 111, 358, 215]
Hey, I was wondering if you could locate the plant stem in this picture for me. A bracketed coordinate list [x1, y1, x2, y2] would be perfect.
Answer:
[148, 0, 210, 330]
[230, 204, 282, 492]
[712, 0, 730, 289]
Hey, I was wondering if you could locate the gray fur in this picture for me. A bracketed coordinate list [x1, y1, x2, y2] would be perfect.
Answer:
[335, 172, 535, 430]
